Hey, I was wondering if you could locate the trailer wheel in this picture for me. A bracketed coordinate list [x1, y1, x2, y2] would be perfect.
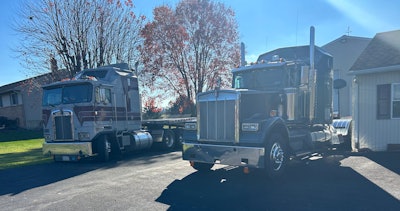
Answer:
[192, 162, 214, 172]
[175, 130, 184, 148]
[162, 130, 175, 150]
[265, 133, 287, 179]
[97, 135, 111, 162]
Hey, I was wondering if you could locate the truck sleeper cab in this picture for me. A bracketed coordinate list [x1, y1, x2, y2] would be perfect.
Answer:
[183, 27, 342, 178]
[42, 64, 152, 161]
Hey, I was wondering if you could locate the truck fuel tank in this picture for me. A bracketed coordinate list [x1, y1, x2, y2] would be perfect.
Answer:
[121, 131, 153, 150]
[132, 131, 153, 150]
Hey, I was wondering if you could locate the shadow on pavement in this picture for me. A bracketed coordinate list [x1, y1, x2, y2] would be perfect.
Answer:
[0, 161, 101, 196]
[0, 148, 180, 196]
[157, 152, 400, 210]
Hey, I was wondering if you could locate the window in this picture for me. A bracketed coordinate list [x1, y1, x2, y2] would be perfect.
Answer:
[42, 83, 92, 106]
[10, 93, 19, 105]
[233, 68, 283, 90]
[62, 84, 92, 104]
[0, 96, 3, 107]
[95, 87, 112, 104]
[377, 84, 390, 119]
[392, 83, 400, 118]
[42, 87, 62, 106]
[377, 83, 400, 119]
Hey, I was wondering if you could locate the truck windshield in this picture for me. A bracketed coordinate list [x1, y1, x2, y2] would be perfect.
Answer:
[233, 68, 283, 90]
[43, 84, 93, 106]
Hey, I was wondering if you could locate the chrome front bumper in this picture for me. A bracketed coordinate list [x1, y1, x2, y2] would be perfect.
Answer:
[43, 142, 93, 156]
[182, 142, 265, 168]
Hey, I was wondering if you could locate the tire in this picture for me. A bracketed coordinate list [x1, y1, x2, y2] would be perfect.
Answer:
[110, 137, 123, 160]
[175, 130, 184, 149]
[162, 130, 175, 150]
[192, 162, 214, 172]
[265, 133, 287, 179]
[97, 135, 111, 162]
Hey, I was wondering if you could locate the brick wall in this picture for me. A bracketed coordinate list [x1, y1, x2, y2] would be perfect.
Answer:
[0, 105, 25, 128]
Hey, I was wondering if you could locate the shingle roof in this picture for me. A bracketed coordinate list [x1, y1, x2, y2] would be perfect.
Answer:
[323, 35, 371, 48]
[0, 69, 70, 94]
[350, 30, 400, 71]
[0, 81, 22, 93]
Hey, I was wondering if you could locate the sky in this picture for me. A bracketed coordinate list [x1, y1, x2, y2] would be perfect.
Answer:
[1, 0, 400, 86]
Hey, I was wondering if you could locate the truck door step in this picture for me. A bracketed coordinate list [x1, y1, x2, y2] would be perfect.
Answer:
[294, 151, 323, 161]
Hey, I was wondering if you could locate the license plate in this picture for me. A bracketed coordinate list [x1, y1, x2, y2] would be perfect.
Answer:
[62, 156, 70, 161]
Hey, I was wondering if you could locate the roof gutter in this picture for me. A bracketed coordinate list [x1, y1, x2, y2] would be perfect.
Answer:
[349, 64, 400, 75]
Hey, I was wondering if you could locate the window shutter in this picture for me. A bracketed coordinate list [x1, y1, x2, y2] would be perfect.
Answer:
[377, 84, 391, 119]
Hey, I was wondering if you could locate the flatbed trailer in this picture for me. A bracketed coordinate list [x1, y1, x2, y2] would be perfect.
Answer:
[142, 117, 197, 149]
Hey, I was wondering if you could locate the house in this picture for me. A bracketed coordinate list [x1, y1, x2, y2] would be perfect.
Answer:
[0, 70, 68, 130]
[322, 35, 371, 118]
[349, 29, 400, 151]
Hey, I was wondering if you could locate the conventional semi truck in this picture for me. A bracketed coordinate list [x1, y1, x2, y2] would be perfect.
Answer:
[42, 63, 194, 161]
[182, 27, 345, 178]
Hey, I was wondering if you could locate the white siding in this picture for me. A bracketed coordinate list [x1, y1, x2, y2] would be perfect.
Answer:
[323, 36, 371, 117]
[353, 71, 400, 151]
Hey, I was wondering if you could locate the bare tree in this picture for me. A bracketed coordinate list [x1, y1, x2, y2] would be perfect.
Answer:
[13, 0, 145, 78]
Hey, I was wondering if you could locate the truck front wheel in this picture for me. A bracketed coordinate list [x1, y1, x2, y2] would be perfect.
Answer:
[97, 135, 111, 162]
[265, 133, 287, 179]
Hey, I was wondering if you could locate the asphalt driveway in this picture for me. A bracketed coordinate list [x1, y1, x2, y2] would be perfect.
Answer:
[0, 150, 399, 210]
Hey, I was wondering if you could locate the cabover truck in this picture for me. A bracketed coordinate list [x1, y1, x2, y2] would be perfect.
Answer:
[182, 27, 344, 178]
[42, 63, 194, 162]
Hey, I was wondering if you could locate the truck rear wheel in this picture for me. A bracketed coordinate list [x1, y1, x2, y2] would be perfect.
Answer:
[97, 135, 111, 162]
[162, 130, 175, 150]
[265, 133, 287, 179]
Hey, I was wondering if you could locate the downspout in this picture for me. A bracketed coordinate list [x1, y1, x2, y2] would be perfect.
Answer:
[353, 76, 360, 151]
[356, 77, 360, 150]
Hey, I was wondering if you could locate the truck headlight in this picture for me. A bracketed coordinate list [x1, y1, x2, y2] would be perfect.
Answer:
[242, 123, 259, 132]
[185, 122, 197, 130]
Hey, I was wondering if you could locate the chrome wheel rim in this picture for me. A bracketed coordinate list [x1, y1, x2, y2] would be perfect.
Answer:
[270, 142, 284, 171]
[105, 139, 111, 153]
[165, 134, 174, 148]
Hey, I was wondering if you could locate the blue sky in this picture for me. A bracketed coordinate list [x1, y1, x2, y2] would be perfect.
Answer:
[1, 0, 400, 86]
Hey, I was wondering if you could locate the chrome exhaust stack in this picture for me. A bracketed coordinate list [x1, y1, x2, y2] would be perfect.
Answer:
[308, 26, 317, 122]
[310, 26, 315, 72]
[240, 42, 246, 67]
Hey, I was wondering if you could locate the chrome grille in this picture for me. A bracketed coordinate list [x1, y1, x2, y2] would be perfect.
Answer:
[52, 110, 73, 141]
[199, 99, 236, 142]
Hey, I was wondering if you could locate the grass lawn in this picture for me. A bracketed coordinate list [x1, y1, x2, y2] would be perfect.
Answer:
[0, 130, 52, 170]
[0, 130, 43, 142]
